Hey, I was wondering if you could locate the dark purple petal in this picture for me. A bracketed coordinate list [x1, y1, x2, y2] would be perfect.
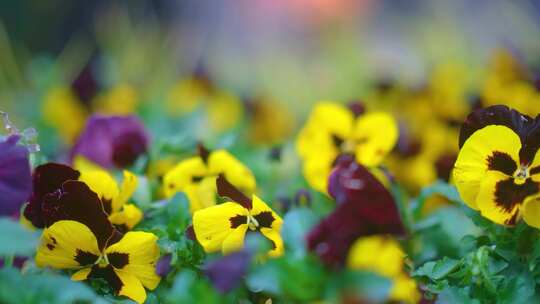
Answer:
[435, 153, 457, 182]
[216, 174, 252, 209]
[204, 251, 251, 293]
[0, 136, 32, 217]
[71, 115, 149, 169]
[347, 101, 365, 118]
[71, 60, 98, 105]
[23, 163, 80, 228]
[308, 157, 405, 266]
[155, 254, 173, 277]
[41, 181, 114, 250]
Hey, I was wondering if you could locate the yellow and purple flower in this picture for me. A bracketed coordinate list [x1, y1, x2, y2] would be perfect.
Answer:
[454, 105, 540, 226]
[192, 175, 283, 257]
[34, 181, 160, 304]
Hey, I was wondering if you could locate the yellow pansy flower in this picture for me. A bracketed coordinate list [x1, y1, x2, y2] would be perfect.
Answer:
[36, 220, 160, 304]
[193, 175, 283, 257]
[296, 102, 398, 193]
[347, 235, 420, 304]
[163, 145, 256, 213]
[42, 86, 87, 143]
[454, 105, 540, 226]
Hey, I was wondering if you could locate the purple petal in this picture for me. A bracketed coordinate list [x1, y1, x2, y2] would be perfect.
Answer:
[71, 115, 149, 169]
[204, 251, 251, 293]
[0, 136, 32, 216]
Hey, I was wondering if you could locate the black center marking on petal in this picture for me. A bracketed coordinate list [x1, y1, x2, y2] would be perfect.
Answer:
[191, 176, 204, 183]
[74, 249, 99, 266]
[230, 215, 247, 228]
[494, 178, 538, 213]
[530, 166, 540, 176]
[253, 211, 275, 228]
[89, 264, 123, 294]
[46, 244, 55, 250]
[332, 134, 344, 149]
[487, 151, 517, 176]
[108, 252, 129, 269]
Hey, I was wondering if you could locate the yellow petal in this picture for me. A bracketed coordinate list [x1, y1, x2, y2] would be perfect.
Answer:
[390, 274, 421, 304]
[354, 112, 398, 167]
[301, 148, 337, 194]
[522, 194, 540, 228]
[73, 155, 105, 172]
[193, 202, 247, 253]
[453, 125, 521, 210]
[260, 228, 284, 257]
[109, 204, 144, 230]
[222, 224, 248, 255]
[112, 171, 138, 212]
[71, 268, 92, 281]
[36, 220, 100, 269]
[476, 171, 524, 226]
[105, 231, 161, 290]
[208, 150, 256, 195]
[79, 169, 119, 212]
[347, 235, 404, 278]
[162, 157, 207, 198]
[115, 269, 147, 304]
[189, 177, 218, 213]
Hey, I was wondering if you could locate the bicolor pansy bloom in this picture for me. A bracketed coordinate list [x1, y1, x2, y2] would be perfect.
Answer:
[296, 102, 398, 193]
[347, 235, 420, 304]
[35, 181, 160, 304]
[454, 105, 540, 226]
[78, 169, 143, 231]
[163, 145, 256, 213]
[193, 175, 283, 257]
[308, 156, 405, 266]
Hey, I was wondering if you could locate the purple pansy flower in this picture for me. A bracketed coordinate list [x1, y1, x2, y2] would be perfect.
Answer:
[0, 135, 32, 217]
[203, 250, 251, 293]
[71, 115, 150, 169]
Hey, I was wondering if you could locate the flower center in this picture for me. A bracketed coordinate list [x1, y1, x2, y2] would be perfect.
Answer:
[340, 140, 356, 154]
[513, 165, 530, 185]
[246, 214, 259, 231]
[94, 253, 109, 267]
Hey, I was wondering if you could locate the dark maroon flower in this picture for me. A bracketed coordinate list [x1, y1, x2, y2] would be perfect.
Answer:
[71, 115, 149, 169]
[347, 101, 365, 118]
[435, 153, 457, 182]
[71, 60, 98, 106]
[0, 136, 32, 217]
[23, 163, 80, 228]
[307, 156, 405, 266]
[204, 250, 251, 293]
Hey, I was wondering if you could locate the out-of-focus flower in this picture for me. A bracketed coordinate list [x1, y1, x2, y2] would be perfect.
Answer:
[163, 145, 256, 213]
[296, 102, 398, 193]
[0, 135, 32, 217]
[193, 175, 283, 257]
[454, 105, 540, 227]
[155, 254, 173, 277]
[78, 169, 142, 231]
[23, 163, 80, 228]
[307, 156, 404, 266]
[167, 75, 243, 133]
[204, 250, 251, 293]
[93, 84, 139, 115]
[71, 115, 149, 169]
[347, 235, 420, 304]
[42, 86, 88, 143]
[34, 181, 160, 304]
[246, 97, 295, 145]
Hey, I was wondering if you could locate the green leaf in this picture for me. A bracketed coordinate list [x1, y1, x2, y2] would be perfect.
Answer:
[437, 286, 480, 304]
[0, 267, 104, 304]
[411, 181, 461, 220]
[414, 257, 461, 280]
[0, 218, 40, 257]
[281, 207, 318, 257]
